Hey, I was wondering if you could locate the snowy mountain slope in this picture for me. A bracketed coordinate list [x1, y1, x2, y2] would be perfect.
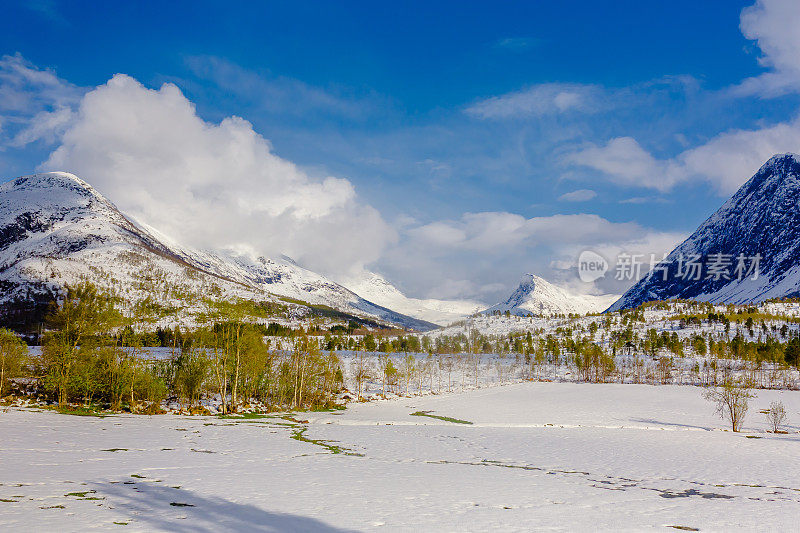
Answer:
[338, 270, 485, 326]
[0, 172, 224, 316]
[609, 153, 800, 311]
[0, 172, 436, 331]
[483, 273, 618, 317]
[127, 221, 437, 330]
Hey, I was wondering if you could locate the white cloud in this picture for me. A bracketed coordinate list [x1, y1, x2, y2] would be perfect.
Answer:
[0, 53, 83, 147]
[41, 74, 394, 276]
[565, 137, 678, 191]
[407, 212, 642, 253]
[377, 210, 679, 301]
[563, 1, 800, 195]
[493, 37, 536, 51]
[465, 83, 603, 119]
[735, 0, 800, 97]
[10, 106, 74, 147]
[558, 188, 596, 202]
[567, 116, 800, 194]
[619, 195, 668, 205]
[186, 56, 377, 120]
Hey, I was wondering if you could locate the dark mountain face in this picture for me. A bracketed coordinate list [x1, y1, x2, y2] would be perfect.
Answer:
[609, 153, 800, 311]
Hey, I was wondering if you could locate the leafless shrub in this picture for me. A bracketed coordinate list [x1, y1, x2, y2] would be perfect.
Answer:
[765, 401, 787, 433]
[703, 377, 756, 432]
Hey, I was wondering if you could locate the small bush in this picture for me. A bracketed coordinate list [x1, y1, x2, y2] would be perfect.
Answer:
[765, 401, 787, 433]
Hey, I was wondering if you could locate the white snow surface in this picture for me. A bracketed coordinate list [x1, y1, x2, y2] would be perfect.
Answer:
[338, 270, 485, 326]
[3, 382, 800, 531]
[483, 274, 619, 317]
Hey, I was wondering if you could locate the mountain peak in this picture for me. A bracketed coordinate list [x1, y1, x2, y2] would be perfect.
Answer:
[484, 273, 617, 317]
[609, 153, 800, 311]
[1, 172, 112, 219]
[6, 172, 99, 196]
[762, 152, 800, 168]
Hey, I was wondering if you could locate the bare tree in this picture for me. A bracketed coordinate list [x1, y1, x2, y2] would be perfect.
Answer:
[765, 401, 787, 433]
[441, 355, 454, 392]
[425, 353, 437, 393]
[703, 377, 756, 432]
[351, 350, 370, 400]
[376, 353, 391, 397]
[400, 354, 415, 395]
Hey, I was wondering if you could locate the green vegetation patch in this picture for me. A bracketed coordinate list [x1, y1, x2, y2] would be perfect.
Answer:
[216, 412, 271, 420]
[410, 411, 473, 425]
[50, 405, 109, 417]
[290, 427, 363, 456]
[65, 490, 103, 500]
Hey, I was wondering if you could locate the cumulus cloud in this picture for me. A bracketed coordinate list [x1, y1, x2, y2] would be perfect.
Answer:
[41, 74, 394, 276]
[376, 210, 680, 302]
[567, 116, 800, 194]
[735, 0, 800, 97]
[558, 189, 596, 202]
[465, 83, 604, 119]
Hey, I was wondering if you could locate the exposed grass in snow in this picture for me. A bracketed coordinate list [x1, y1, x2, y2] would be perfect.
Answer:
[53, 405, 110, 418]
[216, 412, 272, 420]
[410, 410, 473, 425]
[290, 426, 364, 456]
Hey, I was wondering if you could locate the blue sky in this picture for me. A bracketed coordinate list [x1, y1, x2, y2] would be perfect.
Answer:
[2, 0, 800, 303]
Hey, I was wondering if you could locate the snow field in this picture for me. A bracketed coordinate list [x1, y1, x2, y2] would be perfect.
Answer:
[2, 382, 800, 531]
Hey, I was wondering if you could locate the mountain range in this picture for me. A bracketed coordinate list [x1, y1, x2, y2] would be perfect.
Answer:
[0, 172, 438, 331]
[6, 154, 799, 331]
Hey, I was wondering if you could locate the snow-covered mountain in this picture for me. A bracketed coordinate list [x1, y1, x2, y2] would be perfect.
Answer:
[609, 153, 800, 311]
[338, 271, 485, 326]
[484, 274, 618, 317]
[0, 172, 436, 331]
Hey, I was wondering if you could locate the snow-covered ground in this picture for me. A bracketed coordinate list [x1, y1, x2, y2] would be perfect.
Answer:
[2, 382, 800, 531]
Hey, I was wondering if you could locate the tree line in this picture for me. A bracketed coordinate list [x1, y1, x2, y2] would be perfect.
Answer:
[0, 282, 344, 413]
